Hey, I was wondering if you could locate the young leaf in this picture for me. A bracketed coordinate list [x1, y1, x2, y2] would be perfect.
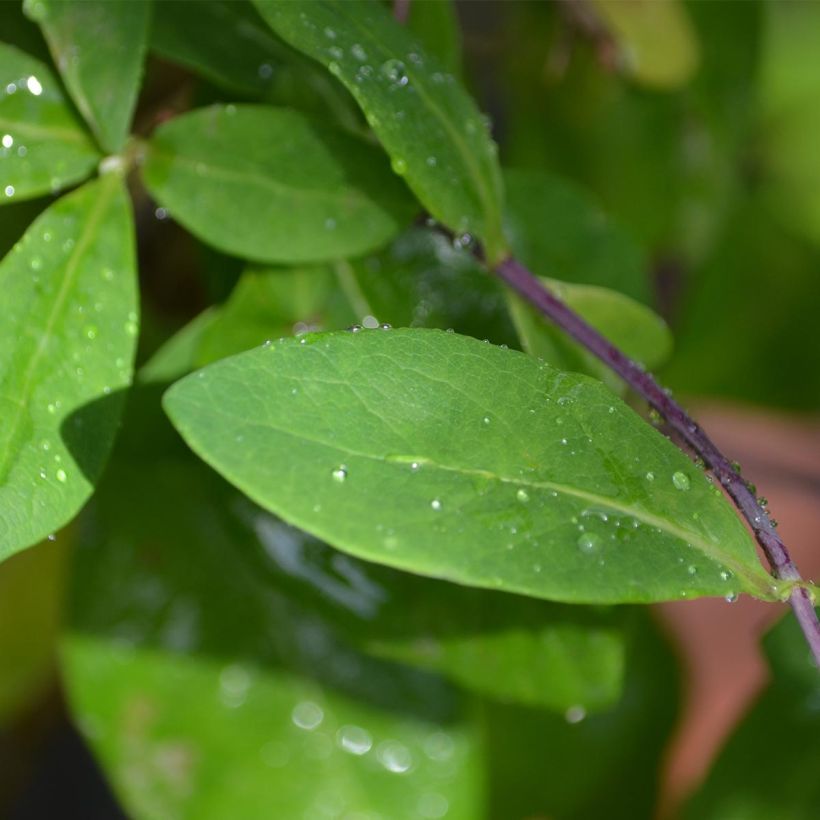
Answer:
[25, 0, 149, 152]
[682, 608, 820, 819]
[164, 329, 777, 605]
[64, 635, 482, 820]
[0, 174, 138, 561]
[142, 105, 417, 264]
[507, 278, 672, 395]
[253, 0, 507, 263]
[0, 43, 99, 203]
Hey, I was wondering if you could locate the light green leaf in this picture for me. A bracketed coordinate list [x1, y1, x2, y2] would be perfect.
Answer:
[589, 0, 699, 89]
[0, 43, 99, 203]
[164, 329, 777, 604]
[0, 173, 138, 561]
[503, 169, 649, 303]
[26, 0, 149, 152]
[683, 608, 820, 820]
[507, 278, 672, 395]
[142, 104, 417, 264]
[253, 0, 507, 263]
[64, 635, 482, 820]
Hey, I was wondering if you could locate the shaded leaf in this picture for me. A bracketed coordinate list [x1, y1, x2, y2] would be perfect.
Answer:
[508, 277, 672, 395]
[683, 608, 820, 820]
[142, 104, 417, 264]
[407, 0, 462, 76]
[0, 173, 138, 560]
[0, 43, 99, 203]
[164, 329, 776, 604]
[26, 0, 149, 152]
[253, 0, 507, 262]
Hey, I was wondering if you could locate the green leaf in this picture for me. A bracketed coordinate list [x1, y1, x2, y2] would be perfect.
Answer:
[64, 635, 482, 820]
[507, 278, 672, 395]
[0, 43, 100, 203]
[25, 0, 150, 152]
[683, 608, 820, 820]
[253, 0, 507, 263]
[164, 328, 777, 604]
[406, 0, 462, 76]
[503, 169, 650, 303]
[342, 226, 518, 346]
[0, 173, 138, 561]
[588, 0, 699, 89]
[142, 104, 417, 264]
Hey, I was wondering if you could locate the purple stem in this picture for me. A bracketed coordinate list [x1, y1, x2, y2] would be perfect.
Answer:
[494, 255, 820, 667]
[393, 0, 410, 25]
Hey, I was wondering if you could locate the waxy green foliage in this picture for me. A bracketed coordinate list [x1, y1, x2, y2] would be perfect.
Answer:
[143, 105, 417, 264]
[164, 329, 777, 605]
[0, 43, 99, 202]
[0, 174, 137, 560]
[25, 0, 149, 152]
[254, 0, 507, 263]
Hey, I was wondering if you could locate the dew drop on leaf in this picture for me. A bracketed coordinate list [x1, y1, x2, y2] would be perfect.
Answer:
[331, 466, 347, 483]
[672, 471, 690, 491]
[516, 488, 529, 503]
[380, 58, 408, 86]
[577, 532, 600, 554]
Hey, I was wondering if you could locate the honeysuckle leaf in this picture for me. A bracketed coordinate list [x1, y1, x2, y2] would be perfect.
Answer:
[0, 43, 99, 203]
[164, 328, 778, 605]
[253, 0, 507, 263]
[25, 0, 149, 152]
[0, 173, 138, 560]
[142, 105, 417, 264]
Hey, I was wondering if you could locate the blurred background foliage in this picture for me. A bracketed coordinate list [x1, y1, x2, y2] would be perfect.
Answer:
[1, 1, 819, 818]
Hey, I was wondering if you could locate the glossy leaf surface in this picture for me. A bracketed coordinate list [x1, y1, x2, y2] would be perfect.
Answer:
[0, 174, 138, 560]
[253, 0, 507, 262]
[143, 104, 416, 264]
[26, 0, 149, 152]
[164, 329, 775, 604]
[508, 278, 672, 395]
[0, 44, 99, 203]
[683, 609, 820, 819]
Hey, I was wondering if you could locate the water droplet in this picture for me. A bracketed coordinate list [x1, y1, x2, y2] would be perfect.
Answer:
[725, 592, 738, 603]
[347, 324, 363, 333]
[26, 75, 43, 96]
[410, 461, 420, 471]
[380, 58, 408, 86]
[379, 322, 392, 330]
[56, 468, 67, 483]
[84, 325, 98, 340]
[672, 471, 690, 491]
[350, 43, 367, 61]
[362, 314, 379, 329]
[257, 62, 273, 79]
[577, 532, 600, 554]
[332, 466, 347, 483]
[1, 134, 12, 148]
[46, 533, 56, 541]
[418, 793, 449, 820]
[430, 498, 442, 511]
[291, 701, 323, 730]
[377, 740, 413, 773]
[155, 206, 168, 220]
[645, 471, 655, 482]
[323, 26, 336, 39]
[516, 488, 530, 503]
[391, 157, 407, 175]
[564, 705, 586, 724]
[719, 570, 731, 581]
[426, 155, 437, 167]
[687, 564, 698, 575]
[4, 185, 15, 198]
[336, 725, 372, 755]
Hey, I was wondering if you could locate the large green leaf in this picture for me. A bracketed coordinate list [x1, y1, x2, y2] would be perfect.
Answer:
[253, 0, 507, 263]
[142, 104, 417, 264]
[0, 43, 99, 203]
[508, 278, 672, 395]
[0, 173, 138, 560]
[683, 608, 820, 819]
[64, 636, 482, 820]
[164, 329, 776, 604]
[25, 0, 149, 153]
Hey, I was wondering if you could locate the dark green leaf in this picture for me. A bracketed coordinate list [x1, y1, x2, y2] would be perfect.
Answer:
[25, 0, 149, 152]
[683, 608, 820, 819]
[253, 0, 507, 262]
[508, 277, 672, 395]
[504, 169, 649, 302]
[142, 104, 417, 264]
[0, 173, 138, 561]
[164, 329, 776, 604]
[407, 0, 462, 76]
[0, 43, 99, 203]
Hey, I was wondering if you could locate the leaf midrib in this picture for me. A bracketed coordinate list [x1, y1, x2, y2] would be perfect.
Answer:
[0, 115, 95, 145]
